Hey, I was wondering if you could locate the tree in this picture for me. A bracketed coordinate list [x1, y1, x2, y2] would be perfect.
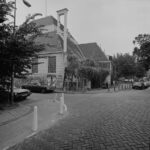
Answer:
[78, 59, 109, 88]
[133, 34, 150, 70]
[0, 18, 43, 81]
[65, 54, 80, 80]
[0, 0, 14, 85]
[0, 0, 44, 104]
[0, 0, 13, 23]
[135, 63, 146, 78]
[65, 56, 109, 89]
[112, 53, 136, 78]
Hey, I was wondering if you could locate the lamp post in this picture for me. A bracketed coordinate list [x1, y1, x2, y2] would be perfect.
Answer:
[10, 0, 31, 104]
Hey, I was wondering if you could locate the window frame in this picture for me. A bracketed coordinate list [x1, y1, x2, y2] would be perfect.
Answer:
[48, 56, 56, 73]
[32, 58, 38, 74]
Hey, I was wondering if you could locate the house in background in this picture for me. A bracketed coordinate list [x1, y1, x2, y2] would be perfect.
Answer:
[79, 42, 111, 72]
[16, 9, 112, 90]
[79, 42, 112, 88]
[29, 9, 85, 89]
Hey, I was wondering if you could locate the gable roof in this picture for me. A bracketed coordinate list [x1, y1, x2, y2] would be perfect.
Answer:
[32, 16, 64, 30]
[35, 31, 62, 55]
[33, 16, 84, 61]
[35, 31, 84, 60]
[79, 43, 108, 61]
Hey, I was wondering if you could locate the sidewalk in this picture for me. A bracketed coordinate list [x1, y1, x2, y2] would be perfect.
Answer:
[0, 104, 32, 126]
[0, 99, 64, 150]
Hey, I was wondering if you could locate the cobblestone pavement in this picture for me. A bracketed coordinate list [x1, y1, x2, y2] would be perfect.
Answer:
[9, 89, 150, 150]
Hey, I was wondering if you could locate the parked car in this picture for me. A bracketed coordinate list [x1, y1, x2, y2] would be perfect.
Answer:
[143, 81, 150, 88]
[0, 86, 31, 102]
[132, 81, 147, 90]
[22, 81, 55, 93]
[13, 87, 31, 101]
[142, 78, 150, 88]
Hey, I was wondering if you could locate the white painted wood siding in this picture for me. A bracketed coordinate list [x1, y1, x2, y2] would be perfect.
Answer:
[38, 57, 48, 75]
[36, 53, 64, 77]
[56, 53, 64, 77]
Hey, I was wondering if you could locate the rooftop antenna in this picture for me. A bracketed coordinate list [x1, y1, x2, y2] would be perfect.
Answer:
[45, 0, 47, 17]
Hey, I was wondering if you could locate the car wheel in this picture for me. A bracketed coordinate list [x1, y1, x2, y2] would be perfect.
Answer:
[41, 88, 46, 93]
[133, 86, 136, 89]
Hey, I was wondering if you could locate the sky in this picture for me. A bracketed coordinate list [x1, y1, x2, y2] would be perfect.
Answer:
[14, 0, 150, 56]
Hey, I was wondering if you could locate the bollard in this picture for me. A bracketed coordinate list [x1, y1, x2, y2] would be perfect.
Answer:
[59, 93, 68, 114]
[64, 103, 67, 112]
[33, 106, 38, 132]
[60, 93, 64, 114]
[53, 93, 57, 102]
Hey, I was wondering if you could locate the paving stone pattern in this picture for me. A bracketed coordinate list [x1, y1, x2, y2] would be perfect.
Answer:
[9, 89, 150, 150]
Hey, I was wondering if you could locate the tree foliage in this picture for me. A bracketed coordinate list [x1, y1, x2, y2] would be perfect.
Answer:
[79, 59, 109, 88]
[133, 34, 150, 46]
[65, 54, 80, 79]
[112, 53, 136, 78]
[0, 0, 43, 86]
[0, 0, 14, 23]
[133, 34, 150, 70]
[134, 63, 146, 78]
[65, 55, 109, 88]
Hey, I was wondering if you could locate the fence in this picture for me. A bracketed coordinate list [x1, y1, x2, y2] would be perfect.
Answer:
[64, 81, 86, 91]
[112, 81, 133, 91]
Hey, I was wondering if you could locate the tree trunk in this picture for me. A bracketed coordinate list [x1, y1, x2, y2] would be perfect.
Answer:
[10, 64, 14, 105]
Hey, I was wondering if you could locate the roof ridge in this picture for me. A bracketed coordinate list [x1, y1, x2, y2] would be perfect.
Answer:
[33, 15, 53, 21]
[79, 42, 97, 45]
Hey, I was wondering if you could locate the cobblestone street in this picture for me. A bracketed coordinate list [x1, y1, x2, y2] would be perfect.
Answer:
[9, 89, 150, 150]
